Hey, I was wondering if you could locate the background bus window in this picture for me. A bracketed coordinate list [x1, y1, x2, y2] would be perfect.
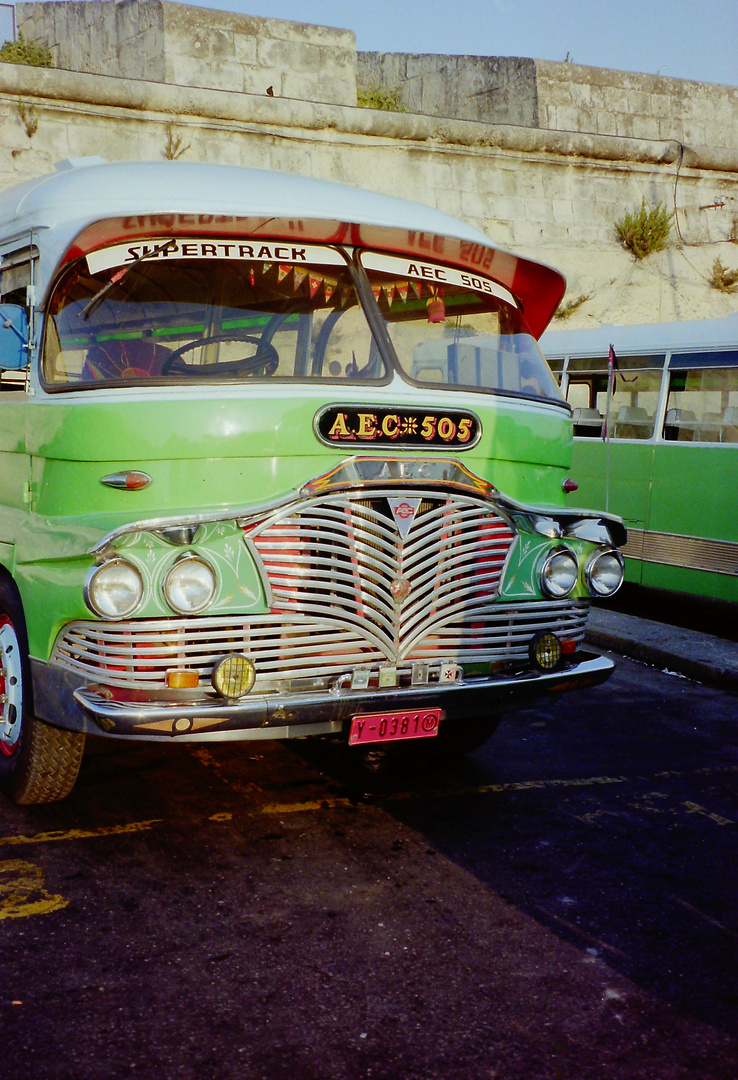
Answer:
[564, 354, 664, 439]
[665, 352, 738, 443]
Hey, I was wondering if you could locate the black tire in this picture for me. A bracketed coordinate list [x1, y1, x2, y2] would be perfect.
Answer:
[434, 714, 502, 755]
[0, 577, 85, 804]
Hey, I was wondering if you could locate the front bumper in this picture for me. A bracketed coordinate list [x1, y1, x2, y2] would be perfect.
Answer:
[31, 651, 614, 743]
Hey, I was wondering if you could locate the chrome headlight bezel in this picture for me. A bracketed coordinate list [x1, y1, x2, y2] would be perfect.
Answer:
[584, 547, 625, 597]
[540, 547, 579, 598]
[162, 553, 217, 615]
[85, 558, 145, 620]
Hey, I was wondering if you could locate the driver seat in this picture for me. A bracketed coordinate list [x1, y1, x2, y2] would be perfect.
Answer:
[82, 339, 172, 382]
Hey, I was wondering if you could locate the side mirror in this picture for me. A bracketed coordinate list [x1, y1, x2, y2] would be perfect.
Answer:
[0, 305, 29, 370]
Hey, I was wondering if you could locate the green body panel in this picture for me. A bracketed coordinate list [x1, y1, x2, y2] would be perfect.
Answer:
[569, 438, 738, 599]
[567, 441, 654, 530]
[0, 386, 579, 660]
[648, 444, 736, 542]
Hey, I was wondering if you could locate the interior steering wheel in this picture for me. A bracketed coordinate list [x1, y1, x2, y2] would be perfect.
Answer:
[161, 332, 279, 377]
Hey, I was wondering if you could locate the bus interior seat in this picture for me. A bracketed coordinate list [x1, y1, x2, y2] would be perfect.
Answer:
[613, 405, 651, 438]
[664, 408, 697, 441]
[82, 339, 172, 381]
[722, 405, 738, 441]
[571, 407, 603, 437]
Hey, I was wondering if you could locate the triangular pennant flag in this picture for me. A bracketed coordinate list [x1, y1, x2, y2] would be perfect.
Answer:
[293, 267, 308, 290]
[277, 264, 292, 283]
[395, 282, 409, 303]
[309, 275, 323, 298]
[408, 280, 422, 300]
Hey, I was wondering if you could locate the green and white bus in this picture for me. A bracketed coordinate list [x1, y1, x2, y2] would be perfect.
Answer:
[0, 159, 624, 803]
[541, 315, 738, 603]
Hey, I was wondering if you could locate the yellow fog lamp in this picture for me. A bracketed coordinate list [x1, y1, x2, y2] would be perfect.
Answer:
[529, 631, 563, 672]
[211, 654, 256, 699]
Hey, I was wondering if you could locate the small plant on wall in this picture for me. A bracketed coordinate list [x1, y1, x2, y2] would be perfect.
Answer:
[554, 293, 592, 320]
[17, 100, 38, 138]
[164, 122, 190, 160]
[615, 200, 673, 260]
[357, 83, 406, 112]
[0, 33, 53, 67]
[709, 257, 738, 293]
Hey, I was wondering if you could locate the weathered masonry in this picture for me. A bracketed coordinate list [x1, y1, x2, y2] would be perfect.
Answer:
[3, 0, 738, 327]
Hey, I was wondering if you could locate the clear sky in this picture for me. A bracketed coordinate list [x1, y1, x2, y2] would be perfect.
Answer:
[173, 0, 737, 86]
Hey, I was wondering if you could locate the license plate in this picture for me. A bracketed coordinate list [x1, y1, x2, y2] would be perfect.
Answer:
[349, 708, 441, 746]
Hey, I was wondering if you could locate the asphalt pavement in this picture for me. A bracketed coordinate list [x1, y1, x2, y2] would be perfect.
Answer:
[586, 604, 738, 691]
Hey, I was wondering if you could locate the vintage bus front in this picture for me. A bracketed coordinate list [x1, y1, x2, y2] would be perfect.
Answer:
[0, 163, 625, 803]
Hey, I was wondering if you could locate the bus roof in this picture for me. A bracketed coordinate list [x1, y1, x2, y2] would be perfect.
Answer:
[0, 159, 565, 337]
[540, 313, 738, 358]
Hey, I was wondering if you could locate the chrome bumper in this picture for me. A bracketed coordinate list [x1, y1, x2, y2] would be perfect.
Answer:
[30, 652, 615, 743]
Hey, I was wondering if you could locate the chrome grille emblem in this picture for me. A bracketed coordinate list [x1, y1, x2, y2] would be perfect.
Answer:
[387, 497, 421, 540]
[389, 575, 411, 607]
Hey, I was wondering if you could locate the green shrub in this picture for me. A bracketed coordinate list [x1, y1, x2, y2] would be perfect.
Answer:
[709, 257, 738, 293]
[357, 83, 406, 112]
[615, 200, 672, 260]
[0, 33, 53, 68]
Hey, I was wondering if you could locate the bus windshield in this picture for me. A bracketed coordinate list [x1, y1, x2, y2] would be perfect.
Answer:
[42, 239, 561, 402]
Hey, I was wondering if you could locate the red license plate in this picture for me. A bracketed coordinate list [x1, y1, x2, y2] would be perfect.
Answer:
[349, 708, 441, 746]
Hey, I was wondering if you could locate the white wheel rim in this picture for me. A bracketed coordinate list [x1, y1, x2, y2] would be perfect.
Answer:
[0, 618, 23, 755]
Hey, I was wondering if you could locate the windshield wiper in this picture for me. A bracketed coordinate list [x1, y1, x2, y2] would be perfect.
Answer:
[78, 239, 178, 322]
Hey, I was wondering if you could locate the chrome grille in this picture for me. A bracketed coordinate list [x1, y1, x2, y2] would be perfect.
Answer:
[248, 489, 515, 656]
[51, 488, 590, 690]
[51, 601, 589, 690]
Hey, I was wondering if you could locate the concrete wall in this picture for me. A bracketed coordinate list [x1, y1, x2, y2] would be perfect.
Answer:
[16, 1, 357, 104]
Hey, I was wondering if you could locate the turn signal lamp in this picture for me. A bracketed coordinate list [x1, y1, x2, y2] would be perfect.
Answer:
[529, 631, 563, 672]
[167, 671, 200, 689]
[211, 655, 256, 699]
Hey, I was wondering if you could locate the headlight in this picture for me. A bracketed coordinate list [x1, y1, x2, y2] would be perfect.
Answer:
[163, 554, 217, 614]
[585, 548, 625, 597]
[85, 559, 144, 619]
[540, 548, 579, 598]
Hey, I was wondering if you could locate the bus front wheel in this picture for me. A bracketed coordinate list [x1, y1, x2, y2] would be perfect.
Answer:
[0, 579, 85, 805]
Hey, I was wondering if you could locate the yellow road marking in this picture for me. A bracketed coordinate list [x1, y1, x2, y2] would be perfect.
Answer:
[260, 775, 629, 814]
[0, 820, 163, 848]
[682, 801, 733, 826]
[0, 859, 68, 920]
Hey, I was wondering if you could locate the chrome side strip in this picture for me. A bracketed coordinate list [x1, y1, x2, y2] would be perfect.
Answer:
[623, 528, 738, 576]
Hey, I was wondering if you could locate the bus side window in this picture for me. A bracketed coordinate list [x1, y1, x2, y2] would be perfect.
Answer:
[664, 363, 738, 443]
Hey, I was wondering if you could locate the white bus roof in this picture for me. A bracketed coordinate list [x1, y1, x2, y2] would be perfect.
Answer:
[0, 159, 565, 337]
[540, 313, 738, 357]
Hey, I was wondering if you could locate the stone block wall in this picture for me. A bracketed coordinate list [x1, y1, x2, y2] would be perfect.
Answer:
[1, 3, 737, 328]
[534, 60, 738, 150]
[16, 1, 357, 105]
[17, 0, 166, 81]
[356, 52, 738, 152]
[357, 53, 539, 128]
